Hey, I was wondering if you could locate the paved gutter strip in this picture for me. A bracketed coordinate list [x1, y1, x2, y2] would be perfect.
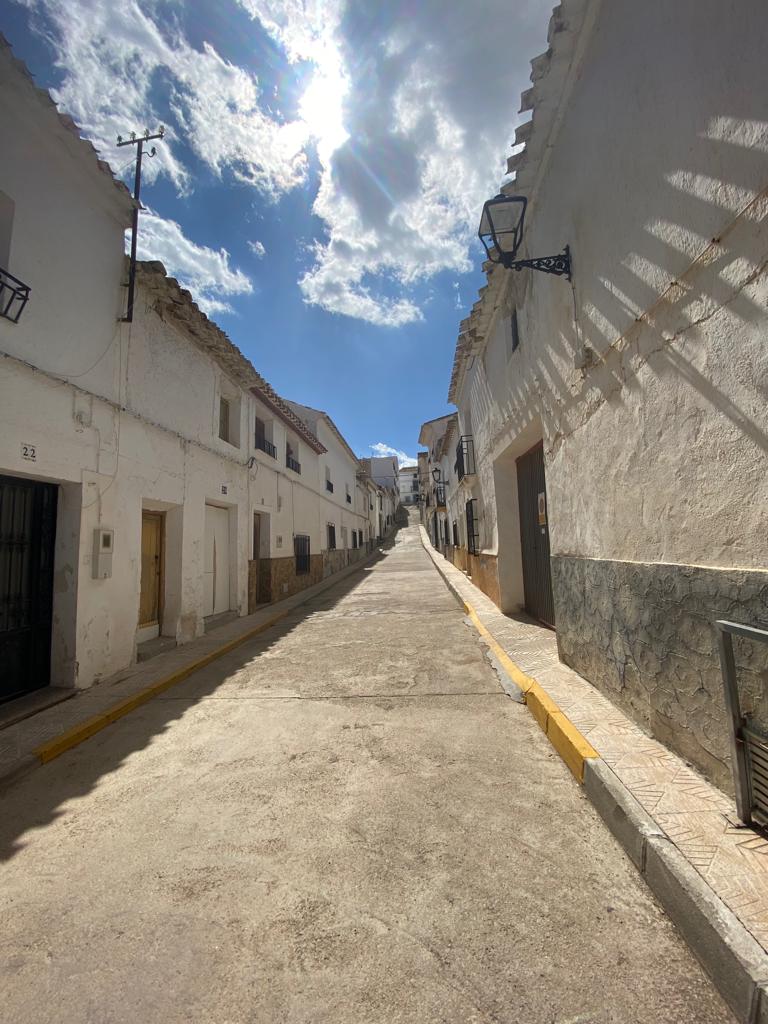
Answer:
[1, 547, 384, 783]
[419, 526, 768, 1024]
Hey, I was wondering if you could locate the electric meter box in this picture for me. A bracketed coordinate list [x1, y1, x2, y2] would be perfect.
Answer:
[92, 528, 114, 579]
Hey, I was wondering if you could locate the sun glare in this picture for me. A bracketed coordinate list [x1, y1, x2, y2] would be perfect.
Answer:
[299, 61, 349, 159]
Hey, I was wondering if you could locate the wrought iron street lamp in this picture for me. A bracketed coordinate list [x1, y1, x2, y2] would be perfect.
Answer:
[431, 468, 442, 483]
[479, 194, 571, 279]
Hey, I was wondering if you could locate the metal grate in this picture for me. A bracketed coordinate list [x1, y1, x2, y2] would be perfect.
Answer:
[0, 268, 31, 324]
[465, 498, 479, 556]
[716, 619, 768, 827]
[256, 437, 276, 459]
[455, 436, 476, 480]
[294, 534, 310, 575]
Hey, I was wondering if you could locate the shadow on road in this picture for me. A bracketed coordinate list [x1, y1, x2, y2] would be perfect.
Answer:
[0, 528, 412, 861]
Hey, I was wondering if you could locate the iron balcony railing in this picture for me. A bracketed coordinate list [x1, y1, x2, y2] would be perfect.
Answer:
[326, 479, 334, 493]
[256, 437, 277, 459]
[0, 267, 31, 324]
[455, 436, 476, 481]
[716, 619, 768, 827]
[286, 454, 301, 474]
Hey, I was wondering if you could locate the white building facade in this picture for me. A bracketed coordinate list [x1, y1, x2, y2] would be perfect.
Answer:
[0, 40, 381, 705]
[398, 465, 420, 506]
[432, 0, 768, 792]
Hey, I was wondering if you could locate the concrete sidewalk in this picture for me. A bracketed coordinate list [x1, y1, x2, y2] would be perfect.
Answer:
[420, 526, 768, 1024]
[0, 546, 384, 788]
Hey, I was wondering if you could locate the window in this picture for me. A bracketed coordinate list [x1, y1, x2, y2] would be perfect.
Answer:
[286, 440, 301, 474]
[352, 531, 358, 549]
[327, 523, 336, 550]
[345, 484, 351, 504]
[219, 397, 230, 443]
[325, 466, 334, 493]
[358, 530, 363, 547]
[506, 308, 520, 360]
[294, 534, 310, 575]
[465, 499, 480, 556]
[254, 416, 276, 458]
[452, 520, 459, 546]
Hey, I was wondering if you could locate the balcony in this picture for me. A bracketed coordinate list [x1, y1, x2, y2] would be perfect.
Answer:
[255, 436, 277, 459]
[326, 479, 334, 493]
[286, 454, 301, 474]
[455, 436, 476, 481]
[434, 485, 446, 507]
[0, 267, 31, 324]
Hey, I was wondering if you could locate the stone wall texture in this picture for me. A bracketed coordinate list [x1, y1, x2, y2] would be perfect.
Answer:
[552, 555, 768, 793]
[247, 546, 371, 612]
[445, 546, 501, 608]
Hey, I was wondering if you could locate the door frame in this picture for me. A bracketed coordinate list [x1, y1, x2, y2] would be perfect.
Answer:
[137, 510, 164, 643]
[515, 440, 555, 629]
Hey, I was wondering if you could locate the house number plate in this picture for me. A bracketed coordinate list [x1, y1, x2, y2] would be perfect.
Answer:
[21, 442, 37, 462]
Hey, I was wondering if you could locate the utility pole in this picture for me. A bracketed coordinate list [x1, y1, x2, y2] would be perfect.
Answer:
[116, 127, 164, 323]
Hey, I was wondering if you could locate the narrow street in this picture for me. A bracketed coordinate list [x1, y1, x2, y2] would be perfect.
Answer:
[1, 523, 731, 1024]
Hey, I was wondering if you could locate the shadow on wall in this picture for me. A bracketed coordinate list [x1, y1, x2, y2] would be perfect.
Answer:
[0, 527, 406, 863]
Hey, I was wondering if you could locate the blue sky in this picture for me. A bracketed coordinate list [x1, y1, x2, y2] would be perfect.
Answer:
[2, 0, 551, 464]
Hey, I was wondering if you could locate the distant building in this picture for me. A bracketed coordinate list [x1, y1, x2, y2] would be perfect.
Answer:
[398, 465, 419, 506]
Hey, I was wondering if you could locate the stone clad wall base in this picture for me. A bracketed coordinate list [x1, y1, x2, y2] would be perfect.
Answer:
[445, 545, 501, 608]
[247, 547, 370, 612]
[551, 554, 768, 794]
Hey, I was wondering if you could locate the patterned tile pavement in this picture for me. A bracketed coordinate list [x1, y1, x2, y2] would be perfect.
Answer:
[420, 531, 768, 957]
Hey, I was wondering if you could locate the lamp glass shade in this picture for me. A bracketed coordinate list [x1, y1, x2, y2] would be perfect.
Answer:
[431, 468, 441, 482]
[479, 193, 527, 263]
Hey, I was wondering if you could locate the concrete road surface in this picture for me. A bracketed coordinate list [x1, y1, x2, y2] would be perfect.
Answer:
[0, 524, 733, 1023]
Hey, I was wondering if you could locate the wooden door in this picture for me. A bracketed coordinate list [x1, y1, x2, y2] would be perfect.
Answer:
[204, 505, 230, 617]
[0, 475, 57, 703]
[139, 512, 163, 631]
[516, 443, 555, 628]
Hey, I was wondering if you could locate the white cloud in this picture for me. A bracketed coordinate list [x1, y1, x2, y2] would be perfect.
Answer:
[21, 0, 553, 327]
[238, 0, 552, 327]
[248, 240, 266, 258]
[19, 0, 310, 197]
[370, 442, 416, 468]
[133, 211, 253, 316]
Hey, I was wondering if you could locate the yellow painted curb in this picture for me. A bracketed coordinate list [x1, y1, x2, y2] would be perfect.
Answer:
[34, 609, 291, 764]
[547, 711, 597, 783]
[420, 532, 599, 784]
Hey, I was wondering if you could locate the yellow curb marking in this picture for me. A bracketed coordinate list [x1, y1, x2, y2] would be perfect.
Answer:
[34, 610, 292, 764]
[465, 599, 598, 782]
[418, 528, 600, 784]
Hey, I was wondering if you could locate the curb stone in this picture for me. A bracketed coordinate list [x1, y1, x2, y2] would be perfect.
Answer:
[418, 525, 768, 1023]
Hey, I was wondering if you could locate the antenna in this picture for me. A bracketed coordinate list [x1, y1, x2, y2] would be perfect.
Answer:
[116, 126, 165, 323]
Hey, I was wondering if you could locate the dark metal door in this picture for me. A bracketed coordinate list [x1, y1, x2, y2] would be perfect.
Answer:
[0, 475, 58, 703]
[516, 443, 555, 628]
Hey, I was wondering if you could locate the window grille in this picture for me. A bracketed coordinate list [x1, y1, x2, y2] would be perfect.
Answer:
[465, 498, 480, 555]
[327, 524, 336, 550]
[294, 534, 310, 575]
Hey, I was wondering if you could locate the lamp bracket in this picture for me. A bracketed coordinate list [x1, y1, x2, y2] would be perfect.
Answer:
[501, 245, 571, 280]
